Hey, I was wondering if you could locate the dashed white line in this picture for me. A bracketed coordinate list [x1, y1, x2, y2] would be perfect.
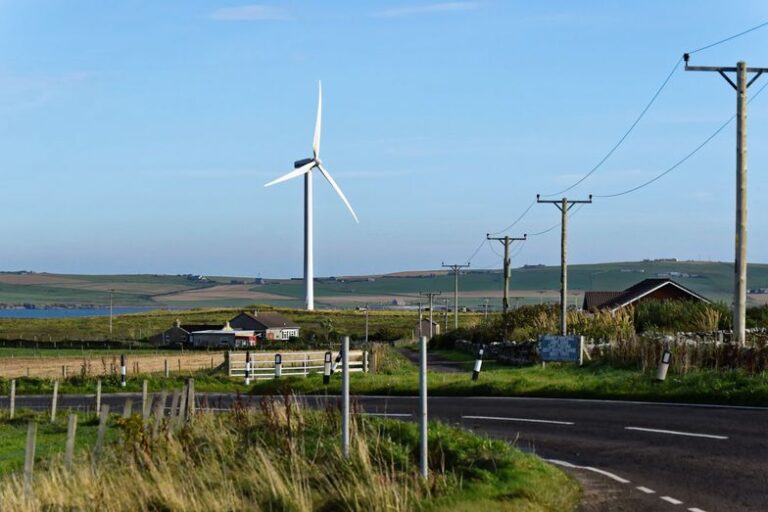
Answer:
[636, 486, 656, 494]
[661, 496, 684, 505]
[688, 507, 708, 512]
[625, 426, 728, 440]
[463, 415, 574, 425]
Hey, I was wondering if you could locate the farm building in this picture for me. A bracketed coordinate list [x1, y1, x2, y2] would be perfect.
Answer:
[229, 311, 301, 340]
[583, 278, 709, 313]
[152, 320, 223, 346]
[415, 318, 440, 338]
[189, 324, 258, 348]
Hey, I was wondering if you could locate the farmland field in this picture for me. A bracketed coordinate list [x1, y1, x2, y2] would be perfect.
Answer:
[2, 260, 768, 311]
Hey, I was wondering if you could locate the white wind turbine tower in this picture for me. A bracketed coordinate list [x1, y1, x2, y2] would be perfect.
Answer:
[265, 81, 359, 311]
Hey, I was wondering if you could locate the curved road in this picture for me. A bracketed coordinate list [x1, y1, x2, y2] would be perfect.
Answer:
[3, 392, 766, 512]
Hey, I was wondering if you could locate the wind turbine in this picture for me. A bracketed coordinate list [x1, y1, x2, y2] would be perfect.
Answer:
[265, 81, 359, 311]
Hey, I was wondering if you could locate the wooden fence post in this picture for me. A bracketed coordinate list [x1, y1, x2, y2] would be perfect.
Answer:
[95, 379, 102, 417]
[141, 380, 149, 419]
[93, 404, 110, 463]
[169, 390, 180, 418]
[186, 378, 195, 418]
[177, 383, 188, 426]
[64, 414, 77, 471]
[122, 399, 133, 418]
[51, 381, 59, 423]
[164, 359, 169, 378]
[9, 379, 15, 419]
[23, 422, 37, 496]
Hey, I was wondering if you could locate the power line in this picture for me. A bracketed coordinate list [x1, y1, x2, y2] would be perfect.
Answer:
[525, 203, 586, 237]
[541, 57, 682, 198]
[466, 237, 487, 263]
[595, 78, 768, 199]
[487, 200, 535, 236]
[688, 20, 768, 55]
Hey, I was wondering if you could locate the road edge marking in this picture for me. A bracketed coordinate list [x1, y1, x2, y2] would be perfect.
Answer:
[463, 415, 574, 425]
[625, 426, 728, 440]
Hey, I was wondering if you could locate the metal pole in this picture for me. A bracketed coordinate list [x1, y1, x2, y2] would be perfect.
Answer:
[109, 289, 114, 336]
[735, 61, 747, 346]
[419, 335, 428, 479]
[341, 335, 350, 458]
[561, 197, 568, 336]
[364, 304, 369, 344]
[428, 295, 434, 338]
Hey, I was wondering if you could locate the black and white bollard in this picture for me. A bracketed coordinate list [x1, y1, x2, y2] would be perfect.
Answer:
[332, 350, 343, 374]
[323, 351, 332, 385]
[472, 347, 484, 381]
[655, 349, 672, 381]
[120, 354, 127, 387]
[274, 354, 282, 379]
[244, 350, 252, 385]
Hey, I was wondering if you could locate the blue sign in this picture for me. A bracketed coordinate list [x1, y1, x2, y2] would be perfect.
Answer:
[538, 335, 583, 364]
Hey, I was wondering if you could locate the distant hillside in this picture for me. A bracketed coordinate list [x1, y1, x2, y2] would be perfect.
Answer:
[1, 261, 767, 310]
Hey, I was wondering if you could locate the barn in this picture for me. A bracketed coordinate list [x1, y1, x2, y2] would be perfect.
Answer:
[583, 278, 710, 313]
[229, 311, 301, 341]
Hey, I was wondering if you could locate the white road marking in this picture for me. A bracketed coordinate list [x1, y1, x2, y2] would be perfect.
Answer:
[636, 486, 656, 494]
[545, 459, 630, 484]
[463, 415, 574, 425]
[688, 508, 708, 512]
[362, 413, 412, 417]
[661, 496, 684, 505]
[625, 426, 728, 440]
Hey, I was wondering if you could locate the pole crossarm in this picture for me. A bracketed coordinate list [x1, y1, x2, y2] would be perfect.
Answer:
[683, 54, 767, 90]
[442, 262, 470, 330]
[536, 194, 593, 210]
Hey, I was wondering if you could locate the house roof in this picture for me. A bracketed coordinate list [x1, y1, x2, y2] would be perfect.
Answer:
[582, 291, 623, 311]
[178, 324, 223, 333]
[585, 278, 709, 312]
[235, 311, 300, 329]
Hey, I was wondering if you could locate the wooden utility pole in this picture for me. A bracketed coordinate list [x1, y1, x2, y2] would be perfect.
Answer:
[486, 234, 526, 314]
[109, 288, 114, 336]
[537, 195, 592, 335]
[442, 262, 470, 330]
[684, 55, 767, 346]
[419, 292, 441, 338]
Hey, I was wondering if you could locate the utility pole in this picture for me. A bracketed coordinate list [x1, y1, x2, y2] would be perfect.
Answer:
[364, 303, 369, 344]
[442, 298, 448, 333]
[109, 289, 114, 336]
[684, 55, 767, 347]
[486, 234, 526, 314]
[419, 292, 441, 338]
[536, 195, 592, 335]
[442, 262, 470, 330]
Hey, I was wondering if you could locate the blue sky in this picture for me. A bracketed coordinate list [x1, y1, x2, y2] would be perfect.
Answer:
[1, 1, 768, 277]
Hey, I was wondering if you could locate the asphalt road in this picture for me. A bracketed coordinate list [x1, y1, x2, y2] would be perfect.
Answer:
[4, 392, 766, 512]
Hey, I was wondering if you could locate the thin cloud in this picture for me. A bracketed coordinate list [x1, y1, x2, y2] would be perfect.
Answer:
[210, 5, 292, 21]
[373, 2, 481, 18]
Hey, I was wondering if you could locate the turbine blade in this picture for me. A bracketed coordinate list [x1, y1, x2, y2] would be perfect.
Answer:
[264, 161, 315, 187]
[317, 163, 359, 223]
[313, 81, 322, 159]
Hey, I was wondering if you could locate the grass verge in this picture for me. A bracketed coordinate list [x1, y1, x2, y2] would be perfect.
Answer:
[0, 398, 579, 511]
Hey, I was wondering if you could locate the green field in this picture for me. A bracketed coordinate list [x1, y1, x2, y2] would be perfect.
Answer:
[2, 260, 768, 310]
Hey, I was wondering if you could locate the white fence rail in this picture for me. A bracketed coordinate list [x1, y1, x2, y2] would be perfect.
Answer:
[226, 350, 368, 379]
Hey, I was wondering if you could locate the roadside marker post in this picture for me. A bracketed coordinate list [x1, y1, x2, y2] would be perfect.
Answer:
[323, 351, 332, 385]
[656, 349, 672, 382]
[244, 350, 252, 385]
[274, 354, 282, 379]
[120, 354, 127, 387]
[472, 347, 484, 381]
[23, 421, 37, 497]
[64, 414, 77, 472]
[341, 336, 350, 458]
[419, 335, 428, 479]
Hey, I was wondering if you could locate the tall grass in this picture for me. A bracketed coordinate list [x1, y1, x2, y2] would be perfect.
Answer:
[0, 396, 578, 511]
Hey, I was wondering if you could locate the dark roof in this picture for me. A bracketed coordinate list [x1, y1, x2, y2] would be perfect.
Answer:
[583, 291, 623, 311]
[236, 311, 300, 329]
[586, 278, 709, 311]
[179, 324, 223, 333]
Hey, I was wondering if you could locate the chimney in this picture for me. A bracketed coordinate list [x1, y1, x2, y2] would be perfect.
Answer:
[174, 318, 181, 328]
[253, 310, 258, 317]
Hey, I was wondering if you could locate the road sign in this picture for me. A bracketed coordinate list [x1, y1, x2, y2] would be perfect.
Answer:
[539, 335, 584, 365]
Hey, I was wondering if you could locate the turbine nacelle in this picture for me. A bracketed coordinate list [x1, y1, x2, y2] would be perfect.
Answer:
[294, 157, 315, 169]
